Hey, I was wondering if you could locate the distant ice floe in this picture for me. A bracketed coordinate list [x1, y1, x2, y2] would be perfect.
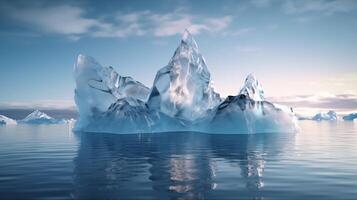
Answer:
[0, 115, 17, 125]
[18, 110, 74, 124]
[297, 110, 338, 121]
[343, 113, 357, 121]
[312, 110, 338, 121]
[73, 30, 298, 134]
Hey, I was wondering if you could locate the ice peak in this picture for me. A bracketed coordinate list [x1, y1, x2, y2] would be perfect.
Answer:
[22, 110, 53, 122]
[245, 73, 256, 81]
[74, 54, 101, 73]
[181, 29, 198, 49]
[239, 73, 265, 101]
[28, 110, 52, 119]
[147, 29, 221, 121]
[76, 54, 89, 66]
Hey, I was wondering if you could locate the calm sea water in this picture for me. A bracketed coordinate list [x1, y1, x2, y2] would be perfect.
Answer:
[0, 121, 357, 200]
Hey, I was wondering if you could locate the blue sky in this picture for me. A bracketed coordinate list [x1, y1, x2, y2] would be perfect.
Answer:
[0, 0, 356, 114]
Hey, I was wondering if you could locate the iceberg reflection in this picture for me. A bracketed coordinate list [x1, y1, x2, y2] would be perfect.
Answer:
[73, 132, 292, 199]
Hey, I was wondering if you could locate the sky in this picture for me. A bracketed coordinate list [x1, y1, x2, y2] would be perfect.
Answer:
[0, 0, 356, 115]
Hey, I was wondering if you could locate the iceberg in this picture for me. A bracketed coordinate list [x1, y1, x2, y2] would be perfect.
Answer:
[74, 30, 298, 134]
[19, 110, 56, 124]
[19, 110, 71, 124]
[311, 110, 337, 121]
[0, 115, 17, 125]
[343, 113, 357, 121]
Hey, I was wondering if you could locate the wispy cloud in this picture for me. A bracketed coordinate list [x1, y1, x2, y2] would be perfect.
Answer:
[282, 0, 357, 15]
[250, 0, 357, 14]
[236, 46, 262, 53]
[150, 13, 231, 37]
[0, 100, 75, 110]
[1, 4, 101, 35]
[250, 0, 273, 8]
[0, 2, 232, 39]
[225, 27, 255, 36]
[268, 93, 357, 114]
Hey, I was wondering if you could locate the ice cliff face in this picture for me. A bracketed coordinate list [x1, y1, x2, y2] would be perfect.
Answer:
[74, 55, 150, 128]
[147, 30, 221, 122]
[0, 115, 17, 125]
[74, 30, 298, 134]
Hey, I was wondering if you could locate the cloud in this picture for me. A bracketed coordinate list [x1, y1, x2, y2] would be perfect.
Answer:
[293, 16, 315, 23]
[0, 100, 76, 110]
[268, 93, 357, 111]
[2, 4, 100, 35]
[152, 15, 203, 36]
[0, 2, 232, 39]
[251, 0, 273, 8]
[226, 27, 255, 36]
[152, 15, 232, 37]
[283, 0, 357, 15]
[236, 46, 262, 53]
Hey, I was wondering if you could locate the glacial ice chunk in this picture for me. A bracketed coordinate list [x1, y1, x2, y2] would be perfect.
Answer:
[0, 115, 17, 125]
[147, 30, 221, 122]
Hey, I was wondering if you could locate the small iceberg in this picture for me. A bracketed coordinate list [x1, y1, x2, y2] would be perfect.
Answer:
[0, 115, 17, 125]
[312, 110, 337, 121]
[343, 113, 357, 121]
[19, 110, 72, 124]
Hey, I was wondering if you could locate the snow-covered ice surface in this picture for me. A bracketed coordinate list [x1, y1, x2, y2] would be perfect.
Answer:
[0, 115, 17, 125]
[74, 30, 298, 134]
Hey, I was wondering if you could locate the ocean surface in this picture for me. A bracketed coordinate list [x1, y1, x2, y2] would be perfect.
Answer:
[0, 121, 357, 200]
